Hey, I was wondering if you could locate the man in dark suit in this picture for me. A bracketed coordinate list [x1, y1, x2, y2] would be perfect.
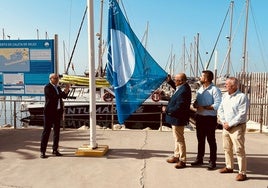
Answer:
[165, 73, 192, 168]
[40, 73, 70, 158]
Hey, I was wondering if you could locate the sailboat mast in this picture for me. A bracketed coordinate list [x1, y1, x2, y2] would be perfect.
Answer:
[169, 45, 173, 75]
[141, 21, 149, 49]
[63, 41, 66, 73]
[97, 0, 104, 77]
[65, 6, 88, 74]
[242, 0, 249, 73]
[183, 36, 186, 72]
[227, 1, 234, 77]
[195, 33, 199, 77]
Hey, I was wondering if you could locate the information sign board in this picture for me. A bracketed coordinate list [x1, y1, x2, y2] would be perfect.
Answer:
[0, 39, 55, 96]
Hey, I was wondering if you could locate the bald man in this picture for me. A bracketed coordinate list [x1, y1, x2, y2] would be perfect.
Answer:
[165, 73, 192, 169]
[40, 73, 70, 158]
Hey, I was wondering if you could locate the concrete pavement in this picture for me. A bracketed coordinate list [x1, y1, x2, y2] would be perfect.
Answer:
[0, 126, 267, 188]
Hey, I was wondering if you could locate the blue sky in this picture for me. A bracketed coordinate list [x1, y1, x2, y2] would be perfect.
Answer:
[1, 0, 267, 77]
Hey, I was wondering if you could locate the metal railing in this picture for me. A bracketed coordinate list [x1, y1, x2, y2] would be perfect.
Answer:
[0, 98, 166, 130]
[1, 97, 267, 133]
[0, 97, 33, 128]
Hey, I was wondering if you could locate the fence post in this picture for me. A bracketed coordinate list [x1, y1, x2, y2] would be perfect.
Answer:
[13, 101, 17, 129]
[160, 104, 163, 131]
[259, 104, 263, 133]
[111, 102, 114, 130]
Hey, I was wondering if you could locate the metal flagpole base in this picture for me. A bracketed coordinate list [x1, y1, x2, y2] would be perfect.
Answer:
[75, 144, 109, 157]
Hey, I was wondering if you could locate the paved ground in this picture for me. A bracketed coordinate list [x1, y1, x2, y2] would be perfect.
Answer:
[0, 126, 267, 188]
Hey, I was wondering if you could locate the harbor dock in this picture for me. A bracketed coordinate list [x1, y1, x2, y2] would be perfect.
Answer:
[0, 126, 267, 188]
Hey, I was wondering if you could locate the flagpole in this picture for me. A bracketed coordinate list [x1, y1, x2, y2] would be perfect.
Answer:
[75, 0, 108, 156]
[88, 0, 97, 149]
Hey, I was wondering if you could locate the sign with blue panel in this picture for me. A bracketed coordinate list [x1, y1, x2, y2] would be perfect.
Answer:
[0, 39, 55, 96]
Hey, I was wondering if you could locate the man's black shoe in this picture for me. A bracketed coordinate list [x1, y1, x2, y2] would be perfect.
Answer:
[191, 159, 203, 166]
[207, 161, 216, 170]
[40, 153, 48, 159]
[52, 150, 62, 156]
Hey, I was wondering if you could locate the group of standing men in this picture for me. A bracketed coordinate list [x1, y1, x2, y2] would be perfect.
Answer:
[39, 71, 249, 182]
[165, 70, 249, 181]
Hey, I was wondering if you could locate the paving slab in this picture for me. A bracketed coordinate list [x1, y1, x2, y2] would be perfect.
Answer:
[0, 127, 267, 188]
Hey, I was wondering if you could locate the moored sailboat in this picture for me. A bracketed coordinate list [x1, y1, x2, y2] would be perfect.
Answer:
[21, 0, 170, 129]
[21, 83, 168, 129]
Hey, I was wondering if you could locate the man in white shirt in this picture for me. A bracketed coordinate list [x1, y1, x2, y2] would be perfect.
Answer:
[218, 77, 249, 181]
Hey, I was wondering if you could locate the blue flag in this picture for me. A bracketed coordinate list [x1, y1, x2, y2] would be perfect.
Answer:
[107, 0, 167, 124]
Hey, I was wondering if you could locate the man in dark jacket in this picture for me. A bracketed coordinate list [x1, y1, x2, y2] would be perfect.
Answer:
[165, 73, 192, 168]
[40, 73, 70, 158]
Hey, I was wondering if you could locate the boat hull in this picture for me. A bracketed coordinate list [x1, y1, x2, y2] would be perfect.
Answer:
[21, 101, 168, 130]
